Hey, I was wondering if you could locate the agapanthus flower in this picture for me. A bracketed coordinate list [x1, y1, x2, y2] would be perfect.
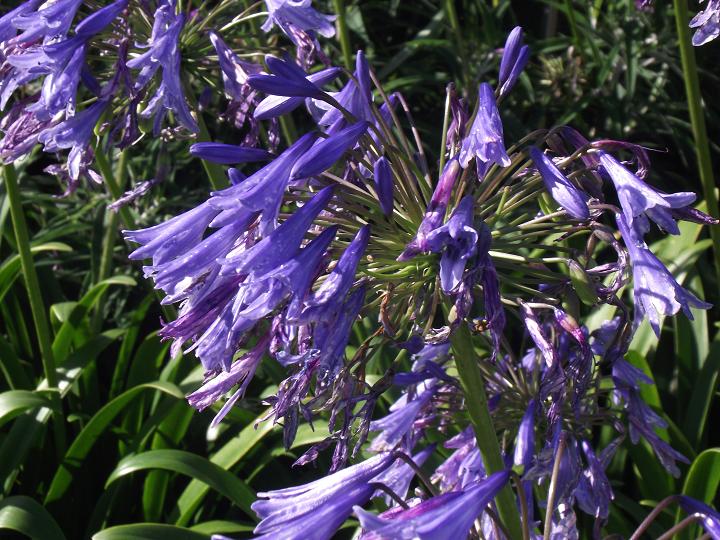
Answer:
[261, 0, 336, 41]
[9, 0, 80, 43]
[458, 82, 511, 178]
[424, 195, 478, 293]
[248, 54, 328, 99]
[292, 121, 368, 180]
[187, 334, 270, 426]
[690, 0, 720, 45]
[4, 0, 126, 119]
[371, 446, 435, 506]
[210, 132, 317, 234]
[128, 0, 198, 133]
[513, 398, 537, 468]
[252, 452, 393, 540]
[498, 26, 530, 98]
[599, 152, 695, 235]
[368, 381, 437, 452]
[398, 158, 461, 260]
[677, 496, 720, 538]
[189, 142, 272, 164]
[617, 213, 710, 335]
[373, 156, 394, 216]
[315, 51, 373, 131]
[529, 146, 589, 220]
[354, 470, 511, 540]
[253, 66, 341, 121]
[37, 98, 107, 181]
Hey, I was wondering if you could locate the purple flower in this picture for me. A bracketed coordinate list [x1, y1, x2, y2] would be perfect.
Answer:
[252, 452, 393, 540]
[254, 66, 341, 120]
[189, 142, 272, 164]
[296, 225, 369, 322]
[398, 158, 461, 260]
[11, 0, 81, 43]
[208, 30, 263, 132]
[513, 399, 537, 468]
[208, 30, 261, 101]
[316, 51, 373, 131]
[261, 0, 336, 40]
[0, 98, 53, 162]
[373, 156, 394, 216]
[599, 152, 695, 235]
[690, 0, 720, 46]
[520, 302, 556, 367]
[312, 284, 366, 380]
[354, 470, 510, 540]
[209, 132, 318, 234]
[6, 0, 126, 118]
[458, 83, 511, 178]
[529, 146, 589, 220]
[678, 496, 720, 538]
[37, 98, 107, 180]
[0, 1, 42, 44]
[617, 213, 711, 335]
[290, 120, 369, 180]
[248, 55, 328, 99]
[612, 358, 689, 476]
[498, 26, 530, 98]
[187, 334, 270, 426]
[124, 201, 218, 266]
[371, 446, 435, 506]
[425, 195, 479, 293]
[574, 440, 614, 519]
[128, 1, 198, 133]
[219, 185, 335, 276]
[368, 382, 436, 452]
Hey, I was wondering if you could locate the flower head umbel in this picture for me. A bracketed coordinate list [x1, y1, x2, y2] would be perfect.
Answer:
[118, 24, 717, 540]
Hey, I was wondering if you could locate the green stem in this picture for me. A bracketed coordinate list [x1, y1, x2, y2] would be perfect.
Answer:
[91, 150, 129, 333]
[95, 148, 135, 229]
[95, 148, 177, 322]
[673, 0, 720, 287]
[450, 323, 523, 539]
[332, 0, 353, 70]
[3, 164, 66, 456]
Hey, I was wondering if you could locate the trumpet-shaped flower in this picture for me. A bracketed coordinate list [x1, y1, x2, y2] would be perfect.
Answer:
[458, 83, 511, 178]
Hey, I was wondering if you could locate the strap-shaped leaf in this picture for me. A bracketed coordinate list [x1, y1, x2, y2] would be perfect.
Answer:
[0, 390, 53, 428]
[106, 449, 256, 518]
[92, 523, 207, 540]
[45, 381, 183, 505]
[0, 496, 66, 540]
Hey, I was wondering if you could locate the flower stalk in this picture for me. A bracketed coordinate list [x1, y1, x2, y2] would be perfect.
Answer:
[449, 321, 524, 540]
[673, 0, 720, 286]
[3, 163, 66, 457]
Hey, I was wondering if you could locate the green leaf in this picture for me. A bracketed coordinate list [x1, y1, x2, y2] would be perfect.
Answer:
[0, 242, 72, 305]
[45, 381, 183, 505]
[676, 448, 720, 540]
[0, 334, 32, 389]
[92, 523, 207, 540]
[51, 275, 136, 363]
[189, 520, 254, 535]
[174, 409, 275, 526]
[106, 449, 256, 518]
[0, 332, 123, 491]
[0, 496, 66, 540]
[0, 390, 53, 428]
[684, 333, 720, 448]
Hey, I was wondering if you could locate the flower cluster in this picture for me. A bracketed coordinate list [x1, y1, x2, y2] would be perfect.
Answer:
[0, 0, 332, 195]
[119, 16, 720, 539]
